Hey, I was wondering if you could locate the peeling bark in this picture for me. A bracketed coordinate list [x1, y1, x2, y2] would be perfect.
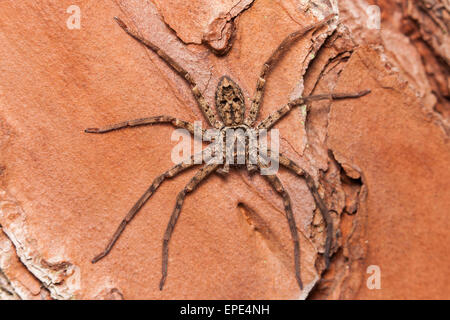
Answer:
[0, 0, 449, 299]
[152, 0, 255, 54]
[0, 191, 79, 299]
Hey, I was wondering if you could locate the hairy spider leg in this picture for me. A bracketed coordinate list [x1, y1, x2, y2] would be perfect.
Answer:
[91, 146, 214, 264]
[85, 115, 206, 137]
[244, 14, 337, 127]
[114, 17, 223, 129]
[263, 150, 333, 268]
[257, 90, 371, 130]
[160, 163, 220, 290]
[259, 166, 303, 290]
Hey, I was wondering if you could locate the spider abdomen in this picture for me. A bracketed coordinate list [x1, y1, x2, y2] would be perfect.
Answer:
[215, 76, 246, 126]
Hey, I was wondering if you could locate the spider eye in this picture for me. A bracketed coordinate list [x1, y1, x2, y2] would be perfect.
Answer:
[233, 97, 241, 103]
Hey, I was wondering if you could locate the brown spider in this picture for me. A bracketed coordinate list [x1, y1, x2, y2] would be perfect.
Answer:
[85, 14, 370, 291]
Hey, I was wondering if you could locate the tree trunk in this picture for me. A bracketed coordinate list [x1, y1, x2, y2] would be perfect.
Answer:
[0, 0, 448, 299]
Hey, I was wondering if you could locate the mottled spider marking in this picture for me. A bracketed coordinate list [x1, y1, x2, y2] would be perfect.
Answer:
[192, 85, 222, 128]
[215, 76, 246, 126]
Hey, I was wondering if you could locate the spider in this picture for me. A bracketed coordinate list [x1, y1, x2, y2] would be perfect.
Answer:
[85, 13, 370, 291]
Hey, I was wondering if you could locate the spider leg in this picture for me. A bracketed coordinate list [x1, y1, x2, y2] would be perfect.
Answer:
[264, 150, 333, 269]
[244, 14, 336, 127]
[259, 166, 303, 290]
[294, 90, 372, 104]
[114, 17, 223, 129]
[160, 162, 220, 290]
[85, 115, 206, 137]
[257, 90, 371, 130]
[216, 163, 230, 176]
[91, 146, 212, 264]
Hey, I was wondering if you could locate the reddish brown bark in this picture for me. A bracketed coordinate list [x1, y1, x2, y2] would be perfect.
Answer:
[0, 0, 448, 299]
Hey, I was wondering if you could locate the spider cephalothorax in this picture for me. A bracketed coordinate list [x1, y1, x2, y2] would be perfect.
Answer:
[86, 14, 370, 291]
